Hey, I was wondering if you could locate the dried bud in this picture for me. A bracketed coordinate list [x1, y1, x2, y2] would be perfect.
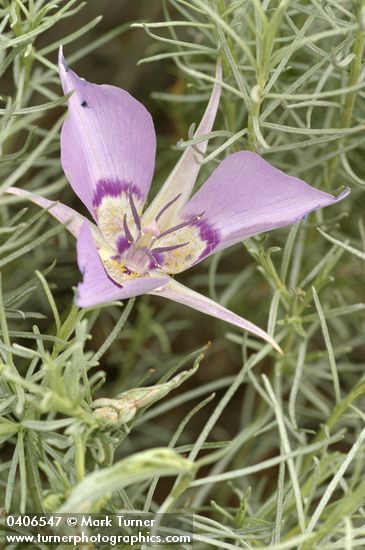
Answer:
[92, 365, 199, 424]
[250, 84, 261, 104]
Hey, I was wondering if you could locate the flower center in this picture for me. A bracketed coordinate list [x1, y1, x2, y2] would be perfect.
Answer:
[93, 179, 218, 277]
[121, 189, 202, 273]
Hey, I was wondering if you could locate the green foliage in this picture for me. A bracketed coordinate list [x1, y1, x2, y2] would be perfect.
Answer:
[1, 1, 365, 549]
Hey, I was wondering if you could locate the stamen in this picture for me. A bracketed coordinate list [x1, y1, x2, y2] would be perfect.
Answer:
[151, 242, 189, 254]
[128, 187, 141, 231]
[140, 247, 162, 268]
[155, 193, 182, 223]
[123, 214, 134, 244]
[156, 212, 205, 240]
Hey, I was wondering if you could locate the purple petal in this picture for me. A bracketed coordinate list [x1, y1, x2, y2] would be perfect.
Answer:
[76, 222, 169, 308]
[59, 46, 156, 218]
[181, 151, 350, 261]
[143, 61, 222, 227]
[6, 186, 100, 241]
[149, 279, 282, 353]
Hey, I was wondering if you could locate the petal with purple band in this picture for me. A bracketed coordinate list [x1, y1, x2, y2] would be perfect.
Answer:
[6, 186, 105, 245]
[182, 151, 350, 263]
[151, 215, 219, 274]
[143, 61, 222, 228]
[93, 181, 143, 250]
[149, 279, 282, 353]
[59, 47, 156, 218]
[76, 222, 169, 308]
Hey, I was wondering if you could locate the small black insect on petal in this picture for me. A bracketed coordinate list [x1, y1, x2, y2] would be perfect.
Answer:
[81, 100, 88, 108]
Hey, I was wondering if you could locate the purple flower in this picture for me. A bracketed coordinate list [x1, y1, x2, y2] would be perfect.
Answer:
[8, 47, 350, 353]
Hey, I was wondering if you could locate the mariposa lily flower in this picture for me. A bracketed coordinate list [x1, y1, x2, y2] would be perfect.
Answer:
[8, 47, 349, 353]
